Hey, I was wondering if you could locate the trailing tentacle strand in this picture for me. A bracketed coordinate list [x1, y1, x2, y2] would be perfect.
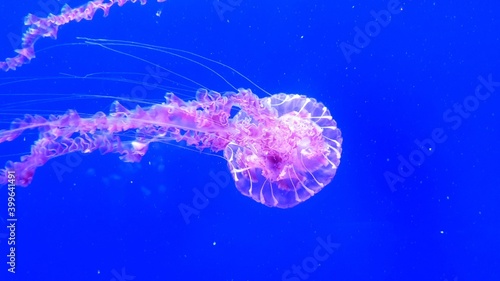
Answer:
[0, 0, 166, 71]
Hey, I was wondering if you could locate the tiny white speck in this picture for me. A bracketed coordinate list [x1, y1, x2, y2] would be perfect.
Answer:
[213, 241, 216, 246]
[440, 230, 444, 234]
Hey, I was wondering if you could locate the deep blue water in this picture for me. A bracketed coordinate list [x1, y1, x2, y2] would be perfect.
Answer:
[0, 0, 499, 280]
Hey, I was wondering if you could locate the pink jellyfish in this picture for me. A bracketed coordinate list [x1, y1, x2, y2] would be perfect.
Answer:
[0, 0, 343, 208]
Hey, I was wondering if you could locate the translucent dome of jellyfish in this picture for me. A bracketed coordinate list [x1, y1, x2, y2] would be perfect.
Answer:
[0, 0, 343, 208]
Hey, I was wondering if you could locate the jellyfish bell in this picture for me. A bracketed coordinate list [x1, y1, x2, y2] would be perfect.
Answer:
[224, 93, 342, 208]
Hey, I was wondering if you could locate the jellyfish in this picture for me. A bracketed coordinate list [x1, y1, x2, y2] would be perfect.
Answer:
[0, 0, 343, 208]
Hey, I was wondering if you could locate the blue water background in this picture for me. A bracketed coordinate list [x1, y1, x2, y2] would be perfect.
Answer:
[0, 0, 499, 280]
